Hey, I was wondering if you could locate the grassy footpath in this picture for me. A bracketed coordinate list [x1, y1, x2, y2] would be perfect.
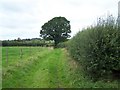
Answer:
[2, 47, 118, 88]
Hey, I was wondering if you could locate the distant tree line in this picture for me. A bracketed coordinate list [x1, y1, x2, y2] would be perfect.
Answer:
[2, 38, 54, 47]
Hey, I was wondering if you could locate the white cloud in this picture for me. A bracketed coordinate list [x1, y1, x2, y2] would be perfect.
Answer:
[0, 0, 119, 40]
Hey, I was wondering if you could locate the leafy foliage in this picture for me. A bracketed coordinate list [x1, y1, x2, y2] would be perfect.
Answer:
[57, 40, 69, 48]
[68, 16, 120, 80]
[40, 17, 71, 48]
[2, 38, 54, 47]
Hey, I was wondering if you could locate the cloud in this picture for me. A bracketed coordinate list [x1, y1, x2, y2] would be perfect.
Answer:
[0, 0, 41, 40]
[0, 0, 119, 40]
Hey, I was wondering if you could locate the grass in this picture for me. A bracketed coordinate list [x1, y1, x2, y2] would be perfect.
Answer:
[2, 47, 119, 88]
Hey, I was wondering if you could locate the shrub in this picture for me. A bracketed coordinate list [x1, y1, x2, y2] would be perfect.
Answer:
[57, 41, 69, 48]
[68, 16, 120, 80]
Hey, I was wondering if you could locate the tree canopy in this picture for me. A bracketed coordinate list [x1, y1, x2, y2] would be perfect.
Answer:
[40, 16, 71, 48]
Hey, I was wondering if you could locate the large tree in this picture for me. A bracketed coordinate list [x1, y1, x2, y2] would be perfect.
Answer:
[40, 16, 71, 48]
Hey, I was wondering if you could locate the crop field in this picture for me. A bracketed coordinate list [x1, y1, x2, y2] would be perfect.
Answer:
[2, 47, 119, 88]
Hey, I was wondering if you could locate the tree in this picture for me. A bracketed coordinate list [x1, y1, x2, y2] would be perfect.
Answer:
[40, 16, 71, 48]
[17, 37, 21, 42]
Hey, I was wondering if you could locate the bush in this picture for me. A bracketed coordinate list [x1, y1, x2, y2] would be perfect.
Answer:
[57, 41, 68, 48]
[68, 16, 120, 80]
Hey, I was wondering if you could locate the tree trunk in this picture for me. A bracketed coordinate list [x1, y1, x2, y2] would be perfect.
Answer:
[54, 40, 59, 48]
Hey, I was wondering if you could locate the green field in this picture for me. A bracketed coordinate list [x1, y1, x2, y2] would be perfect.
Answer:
[2, 47, 118, 88]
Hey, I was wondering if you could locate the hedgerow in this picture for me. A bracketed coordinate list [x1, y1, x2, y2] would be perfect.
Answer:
[57, 41, 69, 48]
[68, 16, 120, 80]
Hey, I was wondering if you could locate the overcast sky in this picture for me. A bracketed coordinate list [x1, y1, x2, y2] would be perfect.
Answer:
[0, 0, 119, 40]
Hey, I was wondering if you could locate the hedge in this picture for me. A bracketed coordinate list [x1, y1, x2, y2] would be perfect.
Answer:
[68, 16, 120, 80]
